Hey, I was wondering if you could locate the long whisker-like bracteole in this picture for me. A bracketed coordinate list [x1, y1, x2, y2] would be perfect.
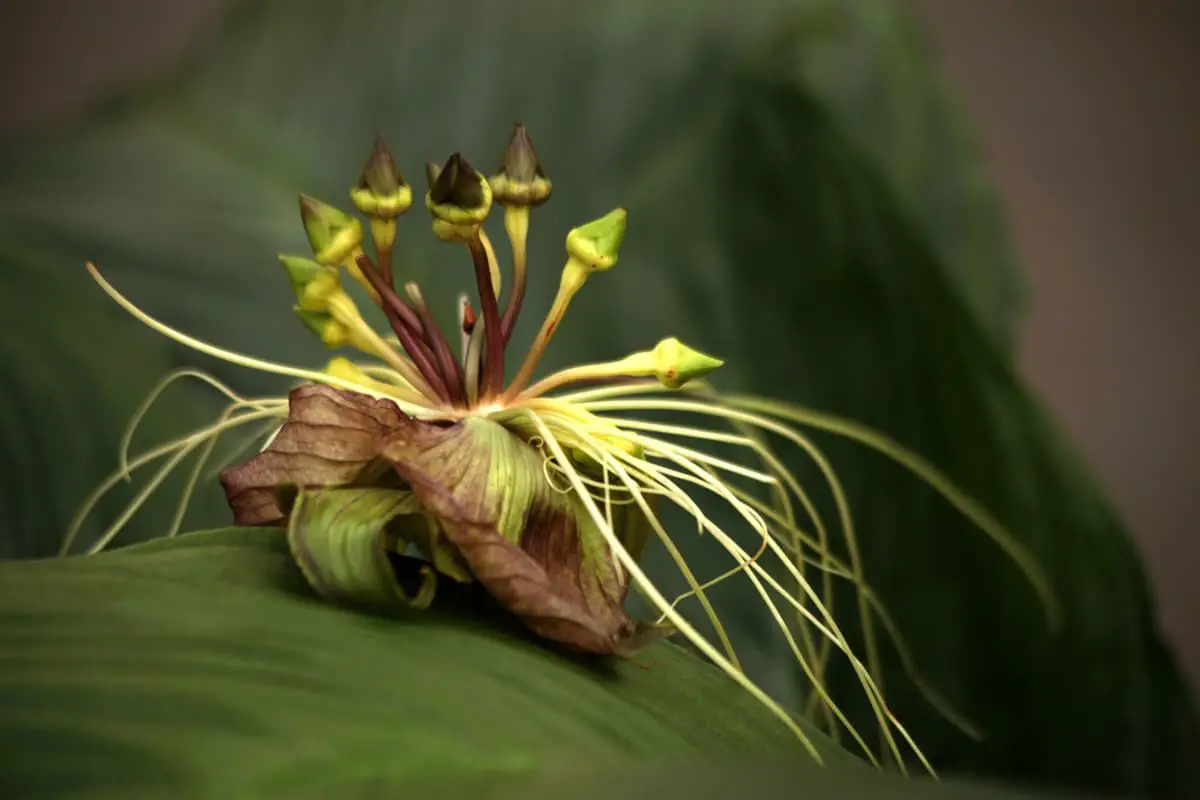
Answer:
[118, 368, 267, 481]
[599, 424, 921, 773]
[543, 408, 941, 773]
[85, 263, 434, 417]
[722, 394, 1061, 629]
[165, 401, 287, 538]
[521, 408, 830, 766]
[610, 416, 842, 680]
[541, 412, 745, 671]
[62, 405, 285, 556]
[556, 379, 1056, 627]
[554, 380, 1003, 741]
[705, 482, 982, 740]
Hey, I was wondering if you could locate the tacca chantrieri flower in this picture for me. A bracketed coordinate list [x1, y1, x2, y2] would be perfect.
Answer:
[66, 124, 1057, 772]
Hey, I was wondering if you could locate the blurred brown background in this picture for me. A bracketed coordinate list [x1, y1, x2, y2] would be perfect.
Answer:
[1, 0, 1195, 692]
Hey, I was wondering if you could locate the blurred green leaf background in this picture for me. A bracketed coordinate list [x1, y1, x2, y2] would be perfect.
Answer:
[0, 0, 1195, 797]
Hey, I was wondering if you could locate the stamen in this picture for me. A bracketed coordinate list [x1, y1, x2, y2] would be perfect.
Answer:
[456, 293, 474, 359]
[84, 263, 436, 417]
[463, 318, 486, 405]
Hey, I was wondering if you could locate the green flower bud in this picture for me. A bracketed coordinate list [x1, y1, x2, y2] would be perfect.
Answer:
[565, 207, 627, 272]
[293, 307, 350, 348]
[651, 337, 724, 389]
[489, 123, 552, 207]
[299, 194, 364, 266]
[279, 254, 342, 311]
[350, 135, 412, 219]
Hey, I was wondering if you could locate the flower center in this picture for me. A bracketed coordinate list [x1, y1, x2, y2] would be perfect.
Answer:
[283, 124, 721, 419]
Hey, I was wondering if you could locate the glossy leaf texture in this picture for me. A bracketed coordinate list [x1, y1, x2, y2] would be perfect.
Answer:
[0, 0, 1193, 795]
[0, 527, 855, 796]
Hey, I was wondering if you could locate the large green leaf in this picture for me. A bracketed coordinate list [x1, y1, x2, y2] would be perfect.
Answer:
[0, 528, 1080, 799]
[0, 0, 1193, 795]
[0, 527, 846, 796]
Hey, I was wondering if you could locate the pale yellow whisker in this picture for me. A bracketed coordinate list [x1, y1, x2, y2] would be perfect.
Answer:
[588, 421, 918, 773]
[549, 412, 886, 767]
[85, 262, 437, 418]
[118, 368, 268, 481]
[543, 410, 742, 671]
[521, 408, 829, 765]
[62, 404, 282, 556]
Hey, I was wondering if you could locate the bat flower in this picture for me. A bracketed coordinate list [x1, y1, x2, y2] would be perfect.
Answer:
[71, 124, 1055, 771]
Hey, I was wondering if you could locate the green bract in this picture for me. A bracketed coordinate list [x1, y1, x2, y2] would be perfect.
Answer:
[221, 384, 666, 654]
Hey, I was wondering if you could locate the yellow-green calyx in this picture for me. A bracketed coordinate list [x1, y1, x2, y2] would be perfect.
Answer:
[300, 195, 364, 266]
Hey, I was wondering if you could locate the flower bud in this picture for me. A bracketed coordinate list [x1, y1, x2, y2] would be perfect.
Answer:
[425, 153, 493, 241]
[350, 135, 412, 219]
[565, 207, 627, 272]
[299, 195, 364, 266]
[294, 307, 350, 348]
[651, 337, 724, 389]
[489, 123, 552, 207]
[279, 254, 342, 311]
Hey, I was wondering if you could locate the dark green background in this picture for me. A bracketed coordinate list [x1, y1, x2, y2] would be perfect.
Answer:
[0, 1, 1194, 796]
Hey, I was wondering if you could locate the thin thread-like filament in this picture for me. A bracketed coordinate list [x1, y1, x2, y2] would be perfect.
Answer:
[540, 412, 743, 672]
[725, 395, 1060, 629]
[167, 403, 287, 537]
[536, 408, 893, 765]
[62, 406, 281, 556]
[521, 409, 829, 765]
[85, 263, 436, 418]
[118, 369, 265, 481]
[598, 408, 879, 743]
[609, 414, 840, 715]
[637, 436, 924, 773]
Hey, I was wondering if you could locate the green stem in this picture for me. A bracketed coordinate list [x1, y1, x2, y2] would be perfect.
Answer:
[500, 206, 530, 343]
